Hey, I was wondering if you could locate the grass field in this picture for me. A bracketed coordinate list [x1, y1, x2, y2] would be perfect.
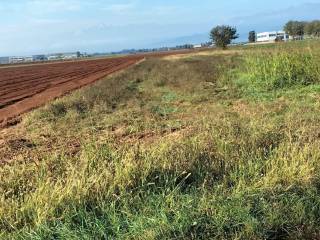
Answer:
[1, 40, 320, 239]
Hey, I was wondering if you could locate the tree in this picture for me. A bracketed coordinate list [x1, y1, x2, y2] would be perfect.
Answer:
[248, 31, 256, 43]
[305, 22, 314, 36]
[284, 21, 307, 38]
[210, 25, 239, 49]
[305, 20, 320, 37]
[304, 22, 313, 36]
[312, 21, 320, 37]
[284, 21, 294, 36]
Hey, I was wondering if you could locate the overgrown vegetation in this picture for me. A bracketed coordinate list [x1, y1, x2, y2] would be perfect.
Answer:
[1, 41, 320, 239]
[243, 49, 320, 90]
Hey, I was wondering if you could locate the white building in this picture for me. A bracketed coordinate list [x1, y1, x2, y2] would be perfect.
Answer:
[47, 55, 61, 61]
[24, 56, 34, 62]
[47, 52, 80, 61]
[257, 31, 289, 42]
[62, 52, 80, 60]
[9, 56, 25, 63]
[193, 44, 202, 49]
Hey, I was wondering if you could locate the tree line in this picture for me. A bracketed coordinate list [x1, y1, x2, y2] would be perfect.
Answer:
[284, 20, 320, 38]
[209, 19, 320, 49]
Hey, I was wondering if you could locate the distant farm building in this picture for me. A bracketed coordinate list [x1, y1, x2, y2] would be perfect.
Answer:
[47, 53, 64, 61]
[33, 55, 47, 61]
[9, 57, 24, 63]
[257, 31, 289, 42]
[0, 52, 82, 65]
[9, 56, 26, 64]
[193, 44, 202, 49]
[47, 52, 80, 61]
[1, 56, 36, 64]
[63, 52, 81, 60]
[24, 56, 34, 62]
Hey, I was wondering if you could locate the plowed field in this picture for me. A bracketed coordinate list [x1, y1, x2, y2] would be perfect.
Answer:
[0, 56, 144, 125]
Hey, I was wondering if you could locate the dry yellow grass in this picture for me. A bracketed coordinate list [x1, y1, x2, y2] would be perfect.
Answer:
[163, 49, 242, 60]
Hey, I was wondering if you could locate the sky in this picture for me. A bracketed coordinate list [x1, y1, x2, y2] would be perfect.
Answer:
[0, 0, 319, 56]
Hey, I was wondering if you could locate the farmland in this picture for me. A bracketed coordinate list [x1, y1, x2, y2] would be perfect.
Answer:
[0, 56, 144, 125]
[1, 40, 320, 239]
[0, 50, 195, 126]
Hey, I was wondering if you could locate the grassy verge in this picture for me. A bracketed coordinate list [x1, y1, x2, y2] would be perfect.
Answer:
[1, 41, 320, 239]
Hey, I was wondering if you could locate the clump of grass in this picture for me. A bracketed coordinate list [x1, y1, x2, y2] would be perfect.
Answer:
[244, 49, 320, 90]
[69, 99, 88, 114]
[49, 102, 67, 117]
[150, 105, 178, 118]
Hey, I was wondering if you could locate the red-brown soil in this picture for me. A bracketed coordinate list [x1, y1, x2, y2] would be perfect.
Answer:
[0, 49, 197, 127]
[0, 56, 144, 126]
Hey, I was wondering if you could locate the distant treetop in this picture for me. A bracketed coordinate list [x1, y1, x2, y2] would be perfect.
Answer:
[248, 31, 256, 43]
[210, 25, 239, 49]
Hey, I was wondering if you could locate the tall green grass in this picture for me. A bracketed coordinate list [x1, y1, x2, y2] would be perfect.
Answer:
[244, 49, 320, 90]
